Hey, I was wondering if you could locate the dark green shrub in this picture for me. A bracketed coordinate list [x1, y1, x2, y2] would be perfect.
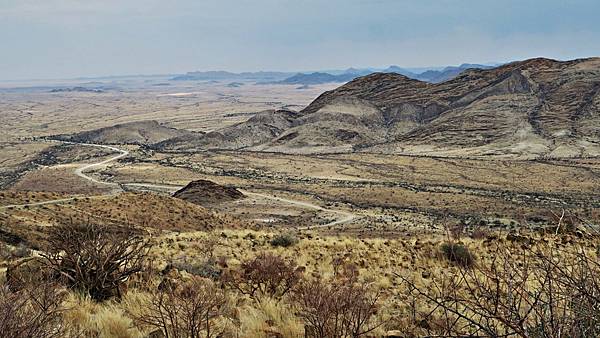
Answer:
[270, 233, 299, 248]
[440, 242, 475, 268]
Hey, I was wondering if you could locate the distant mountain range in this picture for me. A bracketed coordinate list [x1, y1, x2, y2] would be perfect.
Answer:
[171, 63, 498, 84]
[276, 72, 362, 85]
[171, 71, 294, 81]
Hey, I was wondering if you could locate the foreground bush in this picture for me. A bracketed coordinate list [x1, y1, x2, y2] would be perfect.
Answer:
[131, 276, 230, 338]
[222, 252, 303, 300]
[40, 222, 151, 301]
[292, 273, 383, 337]
[402, 244, 600, 337]
[0, 283, 65, 338]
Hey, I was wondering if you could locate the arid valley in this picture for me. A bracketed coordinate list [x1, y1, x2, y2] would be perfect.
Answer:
[2, 57, 600, 337]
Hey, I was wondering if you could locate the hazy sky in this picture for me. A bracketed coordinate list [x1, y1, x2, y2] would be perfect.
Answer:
[2, 0, 600, 80]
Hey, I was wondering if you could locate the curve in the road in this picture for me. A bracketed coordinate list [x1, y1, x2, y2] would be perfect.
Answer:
[65, 141, 129, 186]
[240, 190, 356, 229]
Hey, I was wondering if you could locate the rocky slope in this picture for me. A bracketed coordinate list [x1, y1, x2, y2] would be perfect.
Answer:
[264, 57, 600, 158]
[155, 109, 300, 152]
[55, 120, 199, 145]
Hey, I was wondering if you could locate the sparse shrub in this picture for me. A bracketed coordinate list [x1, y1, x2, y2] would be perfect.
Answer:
[291, 276, 383, 337]
[131, 276, 230, 338]
[270, 233, 299, 247]
[222, 253, 303, 300]
[0, 283, 65, 338]
[440, 242, 475, 268]
[40, 222, 151, 301]
[332, 258, 360, 280]
[471, 228, 490, 239]
[243, 232, 256, 240]
[236, 296, 304, 337]
[63, 295, 142, 338]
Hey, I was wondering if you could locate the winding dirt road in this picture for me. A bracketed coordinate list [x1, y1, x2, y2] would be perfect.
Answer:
[3, 142, 358, 227]
[68, 141, 129, 186]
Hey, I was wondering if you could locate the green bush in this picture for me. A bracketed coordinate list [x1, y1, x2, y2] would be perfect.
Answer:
[440, 242, 475, 268]
[270, 233, 299, 248]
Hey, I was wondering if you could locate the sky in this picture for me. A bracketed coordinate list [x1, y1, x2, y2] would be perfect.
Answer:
[2, 0, 600, 80]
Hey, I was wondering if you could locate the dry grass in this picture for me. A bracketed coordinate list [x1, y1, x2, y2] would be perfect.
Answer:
[0, 192, 252, 249]
[0, 225, 598, 337]
[9, 166, 114, 195]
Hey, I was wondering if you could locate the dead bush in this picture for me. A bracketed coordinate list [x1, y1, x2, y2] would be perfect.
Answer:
[40, 222, 151, 301]
[0, 283, 65, 338]
[222, 252, 303, 300]
[291, 276, 383, 338]
[401, 244, 600, 337]
[131, 276, 230, 338]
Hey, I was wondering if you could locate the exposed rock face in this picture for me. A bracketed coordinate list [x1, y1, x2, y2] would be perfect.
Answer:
[172, 180, 244, 206]
[56, 120, 199, 145]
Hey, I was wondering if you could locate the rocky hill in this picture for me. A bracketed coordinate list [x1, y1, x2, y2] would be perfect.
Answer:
[414, 63, 495, 83]
[172, 180, 245, 206]
[171, 70, 292, 81]
[55, 120, 199, 145]
[154, 109, 300, 151]
[275, 64, 492, 86]
[266, 57, 600, 158]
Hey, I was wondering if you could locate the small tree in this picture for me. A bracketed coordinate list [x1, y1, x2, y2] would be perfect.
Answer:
[40, 222, 151, 301]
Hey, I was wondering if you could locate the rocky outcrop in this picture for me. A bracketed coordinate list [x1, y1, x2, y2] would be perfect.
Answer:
[172, 180, 244, 206]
